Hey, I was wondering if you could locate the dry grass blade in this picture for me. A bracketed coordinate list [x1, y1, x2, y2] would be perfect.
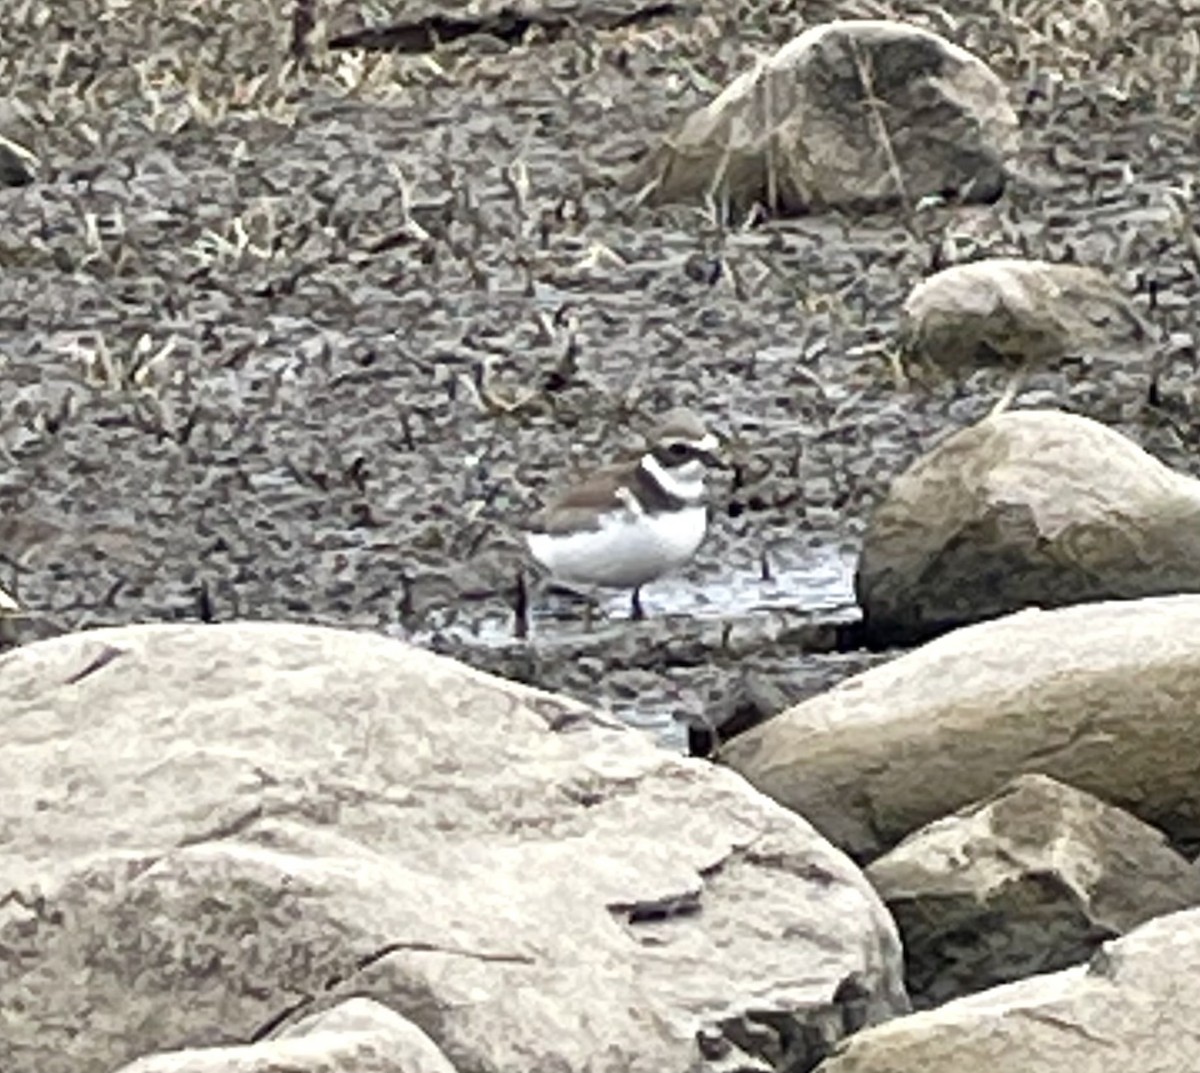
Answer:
[850, 38, 913, 216]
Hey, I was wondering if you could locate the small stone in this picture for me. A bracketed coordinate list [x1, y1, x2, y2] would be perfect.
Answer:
[898, 258, 1150, 380]
[868, 774, 1200, 1007]
[817, 908, 1200, 1072]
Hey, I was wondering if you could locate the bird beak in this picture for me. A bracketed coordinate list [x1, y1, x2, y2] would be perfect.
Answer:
[697, 433, 730, 469]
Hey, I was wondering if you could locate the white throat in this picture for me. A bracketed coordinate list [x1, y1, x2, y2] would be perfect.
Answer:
[641, 453, 706, 504]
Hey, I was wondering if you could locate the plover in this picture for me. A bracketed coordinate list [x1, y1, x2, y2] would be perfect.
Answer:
[523, 409, 723, 620]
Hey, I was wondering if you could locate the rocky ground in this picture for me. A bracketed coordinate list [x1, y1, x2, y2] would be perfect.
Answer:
[1, 0, 1199, 746]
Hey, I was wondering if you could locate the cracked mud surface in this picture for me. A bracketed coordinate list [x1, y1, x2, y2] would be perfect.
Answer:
[2, 0, 1199, 747]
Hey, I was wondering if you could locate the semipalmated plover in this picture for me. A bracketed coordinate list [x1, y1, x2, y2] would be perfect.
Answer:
[523, 409, 723, 620]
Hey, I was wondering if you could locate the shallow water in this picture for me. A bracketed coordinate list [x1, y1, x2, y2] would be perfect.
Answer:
[415, 542, 861, 750]
[424, 541, 856, 643]
[607, 543, 858, 622]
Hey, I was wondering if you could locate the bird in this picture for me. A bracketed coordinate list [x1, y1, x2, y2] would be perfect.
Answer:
[522, 409, 724, 621]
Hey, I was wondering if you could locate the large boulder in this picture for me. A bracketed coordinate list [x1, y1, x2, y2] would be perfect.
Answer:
[629, 20, 1018, 218]
[816, 907, 1200, 1072]
[116, 998, 457, 1072]
[0, 622, 907, 1073]
[720, 594, 1200, 862]
[867, 774, 1200, 1008]
[898, 258, 1149, 376]
[855, 409, 1200, 647]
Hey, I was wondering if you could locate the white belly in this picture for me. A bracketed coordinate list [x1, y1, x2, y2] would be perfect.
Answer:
[526, 506, 708, 589]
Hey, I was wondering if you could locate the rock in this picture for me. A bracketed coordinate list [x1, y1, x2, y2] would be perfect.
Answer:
[898, 258, 1150, 377]
[0, 622, 907, 1073]
[720, 594, 1200, 862]
[684, 652, 896, 760]
[326, 0, 694, 53]
[681, 668, 799, 759]
[815, 907, 1200, 1071]
[629, 20, 1018, 219]
[115, 998, 457, 1072]
[855, 409, 1200, 647]
[866, 774, 1200, 1008]
[0, 134, 37, 186]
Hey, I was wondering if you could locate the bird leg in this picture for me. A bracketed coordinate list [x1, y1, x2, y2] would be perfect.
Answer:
[630, 587, 646, 621]
[1147, 346, 1166, 408]
[512, 568, 530, 640]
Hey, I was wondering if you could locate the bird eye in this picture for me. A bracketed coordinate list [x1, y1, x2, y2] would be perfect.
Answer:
[667, 442, 690, 458]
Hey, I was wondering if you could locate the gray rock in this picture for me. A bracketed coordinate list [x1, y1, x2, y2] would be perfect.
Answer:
[0, 622, 907, 1073]
[720, 594, 1200, 862]
[899, 258, 1150, 377]
[629, 20, 1018, 219]
[867, 774, 1200, 1008]
[816, 907, 1200, 1071]
[115, 998, 457, 1072]
[855, 409, 1200, 647]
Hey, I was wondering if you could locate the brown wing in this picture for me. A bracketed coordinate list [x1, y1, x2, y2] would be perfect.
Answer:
[522, 464, 635, 535]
